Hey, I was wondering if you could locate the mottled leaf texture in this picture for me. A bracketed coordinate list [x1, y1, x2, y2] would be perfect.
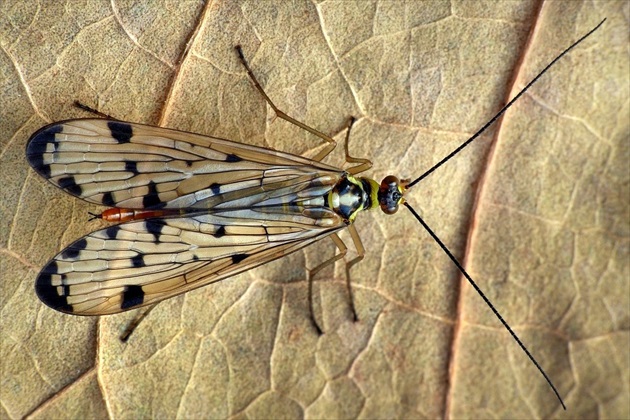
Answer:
[1, 1, 628, 419]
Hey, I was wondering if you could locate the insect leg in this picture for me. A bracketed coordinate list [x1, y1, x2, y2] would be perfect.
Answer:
[342, 117, 373, 175]
[73, 101, 117, 119]
[344, 224, 365, 322]
[119, 303, 158, 342]
[235, 46, 337, 162]
[307, 233, 348, 334]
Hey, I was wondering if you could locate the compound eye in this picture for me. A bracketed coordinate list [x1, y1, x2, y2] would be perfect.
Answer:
[378, 175, 402, 215]
[380, 202, 399, 215]
[380, 175, 400, 190]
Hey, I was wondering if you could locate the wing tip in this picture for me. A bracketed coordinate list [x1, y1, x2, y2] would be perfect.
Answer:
[34, 271, 74, 314]
[26, 123, 88, 198]
[26, 123, 64, 178]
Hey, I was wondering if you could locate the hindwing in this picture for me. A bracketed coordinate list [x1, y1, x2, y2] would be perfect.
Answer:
[27, 119, 347, 314]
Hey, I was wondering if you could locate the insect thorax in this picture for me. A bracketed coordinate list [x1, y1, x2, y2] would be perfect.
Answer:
[326, 175, 379, 223]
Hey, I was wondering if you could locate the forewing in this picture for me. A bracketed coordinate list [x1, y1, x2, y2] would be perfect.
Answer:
[26, 119, 341, 209]
[35, 209, 346, 315]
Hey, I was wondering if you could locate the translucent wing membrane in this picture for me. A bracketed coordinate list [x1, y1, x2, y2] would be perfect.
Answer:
[36, 211, 345, 315]
[26, 119, 340, 210]
[27, 119, 346, 314]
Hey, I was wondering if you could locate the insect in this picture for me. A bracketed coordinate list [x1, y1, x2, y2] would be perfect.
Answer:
[26, 19, 605, 409]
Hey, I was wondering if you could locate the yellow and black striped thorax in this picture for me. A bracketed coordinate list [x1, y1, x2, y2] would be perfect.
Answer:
[326, 176, 379, 223]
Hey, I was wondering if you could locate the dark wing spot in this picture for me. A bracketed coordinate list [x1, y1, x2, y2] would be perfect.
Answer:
[142, 181, 164, 209]
[225, 154, 242, 162]
[209, 183, 221, 195]
[131, 254, 145, 267]
[145, 220, 163, 243]
[26, 125, 62, 155]
[58, 176, 82, 196]
[121, 285, 145, 309]
[125, 160, 139, 174]
[35, 262, 73, 313]
[108, 121, 133, 143]
[26, 124, 63, 178]
[61, 238, 88, 259]
[35, 281, 72, 312]
[41, 260, 58, 275]
[232, 254, 247, 264]
[102, 191, 115, 206]
[213, 226, 226, 238]
[105, 225, 121, 239]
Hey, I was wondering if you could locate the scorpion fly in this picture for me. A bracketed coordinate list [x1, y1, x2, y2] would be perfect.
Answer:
[26, 19, 606, 409]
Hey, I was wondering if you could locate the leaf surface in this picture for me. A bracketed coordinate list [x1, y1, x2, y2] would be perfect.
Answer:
[1, 1, 628, 418]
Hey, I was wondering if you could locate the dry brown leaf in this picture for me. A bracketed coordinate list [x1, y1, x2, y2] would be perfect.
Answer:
[1, 1, 628, 419]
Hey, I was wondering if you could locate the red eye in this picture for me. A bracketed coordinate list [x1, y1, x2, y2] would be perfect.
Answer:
[380, 175, 399, 189]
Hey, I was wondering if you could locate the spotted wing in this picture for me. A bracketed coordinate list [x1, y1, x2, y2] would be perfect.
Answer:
[26, 119, 341, 209]
[27, 118, 347, 315]
[35, 198, 346, 315]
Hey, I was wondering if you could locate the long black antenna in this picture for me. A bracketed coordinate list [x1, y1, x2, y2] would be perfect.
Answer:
[406, 18, 606, 189]
[401, 19, 607, 409]
[404, 201, 566, 409]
